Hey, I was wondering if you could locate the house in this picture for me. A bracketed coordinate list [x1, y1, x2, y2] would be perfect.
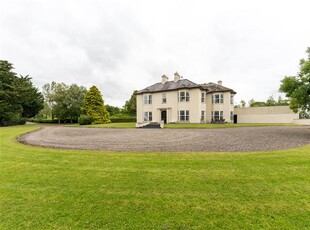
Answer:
[136, 72, 236, 124]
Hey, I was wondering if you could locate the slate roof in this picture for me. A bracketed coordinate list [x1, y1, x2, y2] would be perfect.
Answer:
[136, 79, 202, 94]
[200, 83, 236, 94]
[136, 79, 236, 94]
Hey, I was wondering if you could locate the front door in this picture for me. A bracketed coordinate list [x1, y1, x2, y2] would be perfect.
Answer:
[161, 110, 167, 124]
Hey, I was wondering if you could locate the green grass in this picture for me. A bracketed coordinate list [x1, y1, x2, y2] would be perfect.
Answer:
[1, 125, 309, 229]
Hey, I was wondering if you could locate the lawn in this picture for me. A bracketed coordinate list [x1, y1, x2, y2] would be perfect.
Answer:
[0, 125, 309, 229]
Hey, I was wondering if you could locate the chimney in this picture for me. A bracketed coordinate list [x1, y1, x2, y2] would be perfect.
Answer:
[217, 80, 222, 86]
[162, 74, 169, 84]
[174, 72, 181, 82]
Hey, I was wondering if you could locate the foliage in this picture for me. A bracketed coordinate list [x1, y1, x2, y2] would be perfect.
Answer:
[279, 47, 310, 114]
[110, 117, 136, 123]
[105, 105, 121, 116]
[78, 114, 92, 125]
[123, 90, 137, 115]
[42, 82, 86, 123]
[0, 60, 43, 126]
[1, 126, 310, 229]
[81, 85, 110, 124]
[248, 96, 289, 107]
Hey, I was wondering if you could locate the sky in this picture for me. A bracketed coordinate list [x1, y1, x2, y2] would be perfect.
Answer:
[1, 0, 310, 107]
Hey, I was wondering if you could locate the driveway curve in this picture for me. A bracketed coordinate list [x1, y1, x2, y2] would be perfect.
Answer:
[18, 126, 310, 152]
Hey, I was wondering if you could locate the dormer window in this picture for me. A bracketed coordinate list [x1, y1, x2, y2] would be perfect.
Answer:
[178, 91, 190, 102]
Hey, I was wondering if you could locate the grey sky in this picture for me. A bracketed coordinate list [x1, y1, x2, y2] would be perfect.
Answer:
[1, 0, 310, 107]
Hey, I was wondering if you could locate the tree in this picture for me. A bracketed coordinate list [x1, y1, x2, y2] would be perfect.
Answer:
[42, 82, 86, 123]
[124, 90, 137, 115]
[279, 47, 310, 114]
[81, 85, 110, 124]
[105, 105, 121, 116]
[0, 60, 43, 126]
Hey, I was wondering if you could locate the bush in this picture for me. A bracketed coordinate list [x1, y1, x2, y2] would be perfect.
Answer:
[110, 117, 136, 123]
[0, 115, 26, 126]
[78, 115, 92, 125]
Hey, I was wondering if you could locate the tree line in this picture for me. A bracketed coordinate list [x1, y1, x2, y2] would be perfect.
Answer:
[1, 60, 137, 126]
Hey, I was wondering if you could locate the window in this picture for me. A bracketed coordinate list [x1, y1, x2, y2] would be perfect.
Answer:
[144, 94, 152, 104]
[178, 110, 189, 122]
[143, 111, 152, 121]
[230, 95, 234, 104]
[212, 111, 223, 121]
[162, 94, 167, 104]
[230, 111, 234, 121]
[212, 94, 223, 103]
[201, 111, 205, 121]
[178, 91, 190, 102]
[201, 92, 205, 103]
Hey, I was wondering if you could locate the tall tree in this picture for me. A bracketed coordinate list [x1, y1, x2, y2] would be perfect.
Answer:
[81, 86, 110, 124]
[279, 47, 310, 114]
[0, 60, 43, 126]
[124, 90, 137, 116]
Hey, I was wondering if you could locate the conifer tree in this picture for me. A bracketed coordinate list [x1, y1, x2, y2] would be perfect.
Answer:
[81, 85, 110, 124]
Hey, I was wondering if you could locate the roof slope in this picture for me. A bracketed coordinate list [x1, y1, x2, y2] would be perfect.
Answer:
[136, 79, 201, 94]
[200, 83, 236, 94]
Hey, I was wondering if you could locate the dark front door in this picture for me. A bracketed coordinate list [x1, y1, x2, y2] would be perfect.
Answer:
[161, 110, 167, 124]
[233, 114, 238, 124]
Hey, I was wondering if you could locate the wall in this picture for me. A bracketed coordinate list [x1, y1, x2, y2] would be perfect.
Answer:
[293, 119, 310, 125]
[234, 106, 299, 123]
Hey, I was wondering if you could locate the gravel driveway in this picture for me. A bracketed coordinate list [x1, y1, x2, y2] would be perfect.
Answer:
[18, 126, 310, 152]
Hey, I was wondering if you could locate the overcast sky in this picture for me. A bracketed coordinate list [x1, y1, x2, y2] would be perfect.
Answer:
[1, 0, 310, 107]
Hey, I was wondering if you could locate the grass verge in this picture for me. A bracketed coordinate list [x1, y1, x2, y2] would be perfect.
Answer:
[0, 125, 309, 229]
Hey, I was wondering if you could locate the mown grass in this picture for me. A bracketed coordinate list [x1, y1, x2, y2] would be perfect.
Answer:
[0, 125, 309, 229]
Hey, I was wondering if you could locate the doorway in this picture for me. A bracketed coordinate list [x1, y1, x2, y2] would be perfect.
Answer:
[161, 110, 167, 124]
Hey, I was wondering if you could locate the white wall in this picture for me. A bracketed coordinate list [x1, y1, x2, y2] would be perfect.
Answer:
[234, 106, 299, 123]
[293, 119, 310, 125]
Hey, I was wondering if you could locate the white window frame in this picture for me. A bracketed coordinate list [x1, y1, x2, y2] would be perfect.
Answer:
[212, 93, 224, 104]
[178, 91, 190, 102]
[201, 92, 205, 103]
[230, 95, 234, 104]
[212, 111, 223, 121]
[178, 110, 189, 122]
[201, 110, 205, 122]
[162, 93, 167, 104]
[143, 94, 152, 104]
[230, 111, 234, 121]
[143, 111, 152, 121]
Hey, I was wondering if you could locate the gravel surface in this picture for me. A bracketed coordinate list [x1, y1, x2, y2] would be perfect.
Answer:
[18, 126, 310, 152]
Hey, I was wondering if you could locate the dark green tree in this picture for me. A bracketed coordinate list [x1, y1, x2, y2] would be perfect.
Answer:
[279, 47, 310, 114]
[105, 105, 121, 116]
[124, 90, 137, 115]
[0, 60, 43, 126]
[81, 85, 110, 124]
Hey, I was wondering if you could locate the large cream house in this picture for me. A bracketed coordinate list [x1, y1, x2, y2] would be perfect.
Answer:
[136, 72, 236, 124]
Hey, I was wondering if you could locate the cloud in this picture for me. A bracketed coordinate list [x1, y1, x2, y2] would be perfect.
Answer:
[1, 0, 310, 107]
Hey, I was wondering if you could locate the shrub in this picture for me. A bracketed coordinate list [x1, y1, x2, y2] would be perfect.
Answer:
[78, 115, 92, 125]
[110, 117, 136, 123]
